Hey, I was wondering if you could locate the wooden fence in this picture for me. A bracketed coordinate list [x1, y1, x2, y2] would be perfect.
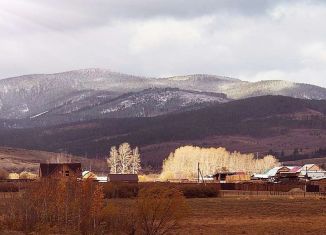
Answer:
[220, 182, 319, 192]
[220, 190, 326, 198]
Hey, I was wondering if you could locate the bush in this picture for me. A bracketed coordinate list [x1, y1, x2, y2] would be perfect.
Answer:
[178, 184, 219, 198]
[0, 182, 19, 192]
[136, 185, 188, 235]
[101, 184, 188, 235]
[103, 182, 139, 198]
[19, 171, 38, 180]
[102, 182, 220, 198]
[8, 173, 19, 180]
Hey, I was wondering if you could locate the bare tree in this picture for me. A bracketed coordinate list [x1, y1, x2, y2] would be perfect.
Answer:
[107, 146, 119, 174]
[118, 143, 133, 174]
[107, 143, 142, 174]
[130, 147, 141, 174]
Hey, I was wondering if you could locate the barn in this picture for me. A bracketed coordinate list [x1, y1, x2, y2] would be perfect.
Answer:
[39, 163, 82, 179]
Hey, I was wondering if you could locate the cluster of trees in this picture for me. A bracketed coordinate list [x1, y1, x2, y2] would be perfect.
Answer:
[160, 146, 279, 180]
[0, 179, 187, 235]
[0, 168, 38, 180]
[107, 142, 141, 174]
[1, 179, 105, 234]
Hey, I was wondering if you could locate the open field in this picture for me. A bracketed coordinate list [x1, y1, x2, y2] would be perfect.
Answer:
[180, 197, 326, 235]
[1, 190, 326, 234]
[108, 197, 326, 235]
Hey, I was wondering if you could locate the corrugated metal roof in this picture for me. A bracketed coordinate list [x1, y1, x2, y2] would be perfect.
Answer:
[288, 166, 302, 173]
[253, 174, 269, 179]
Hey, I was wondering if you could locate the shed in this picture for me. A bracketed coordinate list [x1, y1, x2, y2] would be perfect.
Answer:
[39, 163, 82, 179]
[107, 174, 138, 183]
[310, 178, 326, 192]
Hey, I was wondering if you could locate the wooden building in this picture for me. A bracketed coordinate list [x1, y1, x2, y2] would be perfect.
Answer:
[310, 178, 326, 192]
[107, 174, 138, 183]
[39, 163, 82, 179]
[214, 172, 249, 183]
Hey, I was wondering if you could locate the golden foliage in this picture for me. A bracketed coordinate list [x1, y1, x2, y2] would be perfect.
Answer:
[8, 173, 19, 179]
[160, 146, 279, 180]
[19, 171, 38, 179]
[1, 179, 105, 234]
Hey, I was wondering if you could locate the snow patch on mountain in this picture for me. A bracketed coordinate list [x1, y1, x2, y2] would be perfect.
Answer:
[0, 68, 325, 125]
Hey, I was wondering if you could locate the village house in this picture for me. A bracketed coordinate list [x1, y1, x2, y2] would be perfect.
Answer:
[252, 166, 291, 181]
[39, 163, 82, 179]
[213, 172, 249, 183]
[252, 164, 326, 182]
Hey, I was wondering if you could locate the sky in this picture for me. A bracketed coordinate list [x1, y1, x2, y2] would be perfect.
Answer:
[0, 0, 326, 87]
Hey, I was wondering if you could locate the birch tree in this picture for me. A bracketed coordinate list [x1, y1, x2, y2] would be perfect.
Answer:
[107, 143, 142, 174]
[130, 147, 141, 174]
[118, 143, 132, 174]
[107, 146, 119, 174]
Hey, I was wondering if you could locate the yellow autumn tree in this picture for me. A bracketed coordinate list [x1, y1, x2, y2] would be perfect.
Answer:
[160, 146, 279, 180]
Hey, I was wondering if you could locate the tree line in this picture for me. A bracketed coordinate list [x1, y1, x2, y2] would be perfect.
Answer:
[160, 146, 279, 180]
[0, 179, 187, 235]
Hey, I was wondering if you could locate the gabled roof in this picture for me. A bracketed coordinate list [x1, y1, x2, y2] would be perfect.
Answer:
[40, 163, 81, 177]
[265, 166, 289, 177]
[301, 164, 317, 171]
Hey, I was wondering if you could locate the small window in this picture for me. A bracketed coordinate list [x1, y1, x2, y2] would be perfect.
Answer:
[65, 171, 70, 176]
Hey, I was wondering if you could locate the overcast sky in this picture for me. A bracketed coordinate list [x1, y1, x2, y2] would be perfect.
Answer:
[1, 0, 326, 87]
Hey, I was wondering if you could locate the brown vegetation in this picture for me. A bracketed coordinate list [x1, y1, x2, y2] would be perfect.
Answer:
[102, 182, 219, 199]
[0, 179, 106, 234]
[0, 168, 9, 180]
[0, 181, 189, 234]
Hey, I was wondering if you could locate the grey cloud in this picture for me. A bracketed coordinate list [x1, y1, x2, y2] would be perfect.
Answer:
[1, 0, 297, 31]
[0, 0, 326, 88]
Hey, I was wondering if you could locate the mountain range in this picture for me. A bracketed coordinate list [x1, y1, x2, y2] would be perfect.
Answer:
[1, 68, 326, 127]
[0, 68, 325, 166]
[1, 95, 325, 165]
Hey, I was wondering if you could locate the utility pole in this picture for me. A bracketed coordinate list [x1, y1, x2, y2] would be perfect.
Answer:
[197, 162, 205, 184]
[197, 162, 200, 183]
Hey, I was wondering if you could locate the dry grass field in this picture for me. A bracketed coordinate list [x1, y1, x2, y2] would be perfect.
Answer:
[106, 197, 326, 235]
[0, 147, 106, 173]
[98, 197, 326, 235]
[1, 194, 326, 234]
[179, 197, 326, 235]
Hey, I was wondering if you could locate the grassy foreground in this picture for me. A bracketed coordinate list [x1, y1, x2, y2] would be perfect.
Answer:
[178, 197, 326, 235]
[1, 195, 326, 234]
